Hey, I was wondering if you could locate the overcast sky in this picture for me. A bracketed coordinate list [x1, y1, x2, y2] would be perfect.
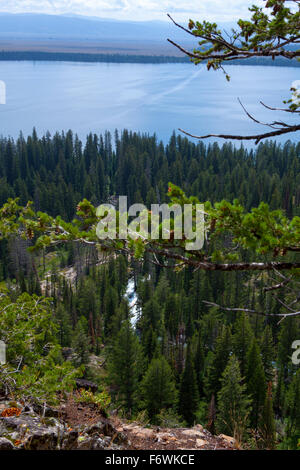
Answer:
[0, 0, 266, 22]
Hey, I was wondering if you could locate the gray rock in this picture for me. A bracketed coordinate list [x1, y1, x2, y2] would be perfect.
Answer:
[21, 430, 59, 450]
[86, 422, 106, 436]
[77, 434, 113, 450]
[32, 403, 61, 418]
[0, 413, 63, 450]
[61, 430, 79, 450]
[85, 419, 128, 445]
[92, 438, 107, 450]
[77, 436, 96, 450]
[113, 431, 128, 445]
[0, 401, 128, 451]
[0, 437, 15, 450]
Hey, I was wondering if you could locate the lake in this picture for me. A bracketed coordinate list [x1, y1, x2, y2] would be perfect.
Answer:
[0, 61, 299, 145]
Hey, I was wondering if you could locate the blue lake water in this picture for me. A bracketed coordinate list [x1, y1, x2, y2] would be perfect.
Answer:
[0, 61, 299, 145]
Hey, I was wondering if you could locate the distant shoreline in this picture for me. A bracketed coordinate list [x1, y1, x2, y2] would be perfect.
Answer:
[0, 50, 299, 67]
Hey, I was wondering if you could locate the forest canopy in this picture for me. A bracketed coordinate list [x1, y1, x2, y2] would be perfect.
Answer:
[0, 0, 299, 451]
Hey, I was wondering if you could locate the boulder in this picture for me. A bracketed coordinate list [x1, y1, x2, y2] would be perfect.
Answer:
[32, 402, 61, 418]
[0, 400, 128, 451]
[181, 428, 205, 438]
[0, 413, 63, 450]
[196, 438, 208, 447]
[22, 430, 59, 450]
[219, 434, 236, 446]
[85, 419, 128, 445]
[77, 435, 106, 450]
[61, 430, 79, 450]
[0, 437, 15, 450]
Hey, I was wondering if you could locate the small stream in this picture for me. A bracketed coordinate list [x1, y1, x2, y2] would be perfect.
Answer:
[125, 278, 139, 327]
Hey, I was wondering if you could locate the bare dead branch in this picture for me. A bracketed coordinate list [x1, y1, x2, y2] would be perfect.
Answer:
[274, 296, 300, 312]
[166, 39, 203, 60]
[260, 101, 300, 114]
[203, 300, 300, 318]
[148, 248, 300, 271]
[178, 124, 300, 144]
[263, 277, 291, 292]
[238, 98, 291, 129]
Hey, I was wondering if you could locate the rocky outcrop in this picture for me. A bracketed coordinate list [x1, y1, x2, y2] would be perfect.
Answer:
[0, 399, 236, 451]
[114, 421, 236, 450]
[0, 400, 127, 450]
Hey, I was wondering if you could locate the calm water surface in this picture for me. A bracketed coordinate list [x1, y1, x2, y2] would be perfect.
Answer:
[0, 61, 299, 145]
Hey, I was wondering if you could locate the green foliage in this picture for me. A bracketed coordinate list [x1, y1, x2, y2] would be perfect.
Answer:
[0, 292, 51, 357]
[0, 290, 80, 404]
[206, 324, 232, 397]
[194, 332, 205, 396]
[0, 130, 299, 447]
[72, 316, 90, 367]
[178, 343, 199, 426]
[217, 355, 251, 440]
[55, 304, 72, 348]
[141, 356, 177, 420]
[260, 325, 275, 382]
[259, 383, 276, 450]
[283, 370, 300, 448]
[108, 320, 144, 412]
[246, 339, 267, 429]
[186, 1, 300, 101]
[156, 408, 186, 429]
[1, 146, 300, 266]
[75, 388, 111, 413]
[232, 313, 254, 376]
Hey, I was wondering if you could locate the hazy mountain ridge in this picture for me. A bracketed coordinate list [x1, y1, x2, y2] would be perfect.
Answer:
[0, 13, 196, 42]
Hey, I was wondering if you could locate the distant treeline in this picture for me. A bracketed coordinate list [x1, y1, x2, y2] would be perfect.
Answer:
[0, 51, 189, 64]
[0, 50, 299, 67]
[0, 128, 299, 222]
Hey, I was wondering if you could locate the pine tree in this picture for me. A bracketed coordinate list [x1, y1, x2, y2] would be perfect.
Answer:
[232, 313, 254, 377]
[207, 394, 216, 435]
[206, 324, 232, 397]
[178, 343, 199, 426]
[194, 332, 205, 396]
[108, 320, 144, 413]
[260, 325, 275, 382]
[56, 304, 72, 348]
[72, 316, 90, 367]
[246, 339, 266, 430]
[217, 355, 251, 440]
[274, 367, 286, 416]
[142, 326, 158, 363]
[260, 382, 276, 450]
[141, 355, 176, 419]
[284, 369, 300, 448]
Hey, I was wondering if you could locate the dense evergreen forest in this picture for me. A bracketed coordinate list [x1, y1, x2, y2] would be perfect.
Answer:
[0, 51, 189, 64]
[0, 130, 299, 449]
